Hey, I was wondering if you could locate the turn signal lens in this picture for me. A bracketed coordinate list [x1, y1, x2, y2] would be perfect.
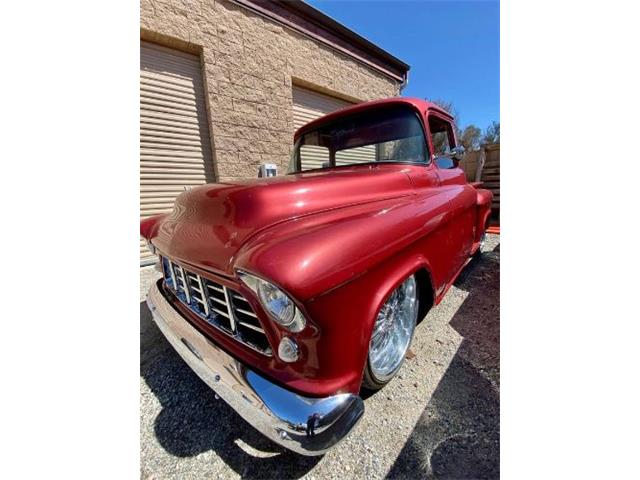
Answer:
[278, 337, 299, 363]
[237, 271, 306, 332]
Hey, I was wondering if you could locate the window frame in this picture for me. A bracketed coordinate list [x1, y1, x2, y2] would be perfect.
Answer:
[426, 111, 457, 162]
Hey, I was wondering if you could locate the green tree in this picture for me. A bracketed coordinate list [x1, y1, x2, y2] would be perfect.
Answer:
[483, 121, 500, 144]
[428, 99, 499, 150]
[430, 99, 459, 124]
[460, 125, 482, 151]
[429, 99, 462, 136]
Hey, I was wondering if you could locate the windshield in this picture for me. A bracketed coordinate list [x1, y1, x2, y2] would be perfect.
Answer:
[289, 105, 428, 173]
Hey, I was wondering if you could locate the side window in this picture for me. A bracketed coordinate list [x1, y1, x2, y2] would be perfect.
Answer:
[428, 115, 455, 156]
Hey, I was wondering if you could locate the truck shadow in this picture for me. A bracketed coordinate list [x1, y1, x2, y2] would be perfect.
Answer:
[386, 241, 500, 479]
[140, 302, 321, 479]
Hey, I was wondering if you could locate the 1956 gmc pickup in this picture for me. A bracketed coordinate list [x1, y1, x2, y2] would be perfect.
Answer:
[141, 97, 493, 455]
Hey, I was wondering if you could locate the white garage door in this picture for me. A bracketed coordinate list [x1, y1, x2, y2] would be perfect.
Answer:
[292, 86, 375, 170]
[140, 41, 214, 265]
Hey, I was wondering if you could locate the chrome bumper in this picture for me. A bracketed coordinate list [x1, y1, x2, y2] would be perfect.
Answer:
[146, 281, 364, 456]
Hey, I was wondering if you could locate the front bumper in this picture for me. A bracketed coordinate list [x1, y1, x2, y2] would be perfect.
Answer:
[146, 280, 364, 456]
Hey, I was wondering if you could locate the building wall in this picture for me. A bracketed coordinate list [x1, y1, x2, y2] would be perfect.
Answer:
[141, 0, 401, 181]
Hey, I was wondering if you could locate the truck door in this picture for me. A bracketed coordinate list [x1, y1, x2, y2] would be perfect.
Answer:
[427, 113, 476, 280]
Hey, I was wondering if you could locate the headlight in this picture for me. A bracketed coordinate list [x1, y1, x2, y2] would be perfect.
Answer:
[237, 271, 306, 332]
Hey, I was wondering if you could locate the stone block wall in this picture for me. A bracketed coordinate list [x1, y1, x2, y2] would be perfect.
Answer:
[141, 0, 401, 181]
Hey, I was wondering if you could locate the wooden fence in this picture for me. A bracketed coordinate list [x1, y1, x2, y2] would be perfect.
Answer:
[459, 143, 500, 219]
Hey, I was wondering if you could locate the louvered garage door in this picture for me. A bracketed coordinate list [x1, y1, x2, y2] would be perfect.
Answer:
[292, 86, 375, 170]
[140, 41, 214, 265]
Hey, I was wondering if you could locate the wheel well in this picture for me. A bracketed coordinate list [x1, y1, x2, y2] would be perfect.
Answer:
[415, 268, 435, 324]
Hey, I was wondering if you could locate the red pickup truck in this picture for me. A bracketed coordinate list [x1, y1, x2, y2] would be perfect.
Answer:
[141, 97, 493, 455]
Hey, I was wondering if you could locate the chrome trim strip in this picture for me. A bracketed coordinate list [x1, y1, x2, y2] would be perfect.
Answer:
[147, 281, 364, 456]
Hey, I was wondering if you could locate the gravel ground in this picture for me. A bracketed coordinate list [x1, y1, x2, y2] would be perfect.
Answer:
[140, 234, 499, 479]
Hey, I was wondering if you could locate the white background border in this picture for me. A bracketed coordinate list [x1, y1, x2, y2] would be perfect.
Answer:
[1, 0, 639, 477]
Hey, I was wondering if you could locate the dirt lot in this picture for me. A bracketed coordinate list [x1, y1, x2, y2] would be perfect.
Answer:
[140, 234, 499, 479]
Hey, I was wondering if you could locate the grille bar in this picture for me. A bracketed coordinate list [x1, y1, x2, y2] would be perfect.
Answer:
[222, 286, 237, 331]
[211, 306, 230, 318]
[173, 264, 190, 303]
[210, 296, 227, 306]
[191, 275, 209, 316]
[160, 256, 272, 356]
[238, 321, 265, 333]
[235, 307, 257, 318]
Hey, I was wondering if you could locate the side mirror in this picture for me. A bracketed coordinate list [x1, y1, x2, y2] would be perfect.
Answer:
[450, 145, 465, 160]
[258, 163, 277, 177]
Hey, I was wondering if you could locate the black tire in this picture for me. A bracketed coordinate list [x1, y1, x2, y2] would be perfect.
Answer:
[362, 357, 394, 391]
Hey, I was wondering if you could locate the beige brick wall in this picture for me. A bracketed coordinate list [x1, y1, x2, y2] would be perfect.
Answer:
[141, 0, 400, 181]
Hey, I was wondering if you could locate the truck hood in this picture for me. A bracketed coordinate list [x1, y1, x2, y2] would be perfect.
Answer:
[151, 165, 414, 275]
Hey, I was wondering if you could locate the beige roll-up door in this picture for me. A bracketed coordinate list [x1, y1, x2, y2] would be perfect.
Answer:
[292, 86, 375, 170]
[140, 41, 214, 265]
[292, 86, 352, 130]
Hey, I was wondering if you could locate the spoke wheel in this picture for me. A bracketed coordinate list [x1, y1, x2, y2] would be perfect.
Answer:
[364, 275, 419, 388]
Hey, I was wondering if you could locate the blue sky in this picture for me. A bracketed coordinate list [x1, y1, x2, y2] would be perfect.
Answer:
[305, 0, 500, 130]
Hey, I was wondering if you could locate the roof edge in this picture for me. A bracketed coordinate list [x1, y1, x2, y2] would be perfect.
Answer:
[280, 1, 409, 72]
[228, 0, 409, 83]
[294, 97, 434, 140]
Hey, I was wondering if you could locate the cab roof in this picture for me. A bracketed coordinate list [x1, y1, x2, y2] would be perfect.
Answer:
[293, 97, 453, 140]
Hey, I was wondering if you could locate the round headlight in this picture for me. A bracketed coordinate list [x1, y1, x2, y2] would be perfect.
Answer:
[257, 281, 295, 327]
[237, 271, 306, 332]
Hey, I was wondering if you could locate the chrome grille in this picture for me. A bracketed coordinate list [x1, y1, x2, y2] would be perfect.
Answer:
[161, 256, 272, 356]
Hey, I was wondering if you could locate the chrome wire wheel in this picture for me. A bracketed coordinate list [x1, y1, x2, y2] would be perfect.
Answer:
[368, 275, 419, 383]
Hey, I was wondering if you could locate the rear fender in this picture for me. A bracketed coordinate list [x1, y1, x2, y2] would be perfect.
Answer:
[475, 188, 493, 242]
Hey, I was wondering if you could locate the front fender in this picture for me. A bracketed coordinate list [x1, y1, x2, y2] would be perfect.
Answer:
[140, 213, 168, 240]
[301, 247, 437, 394]
[233, 193, 455, 395]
